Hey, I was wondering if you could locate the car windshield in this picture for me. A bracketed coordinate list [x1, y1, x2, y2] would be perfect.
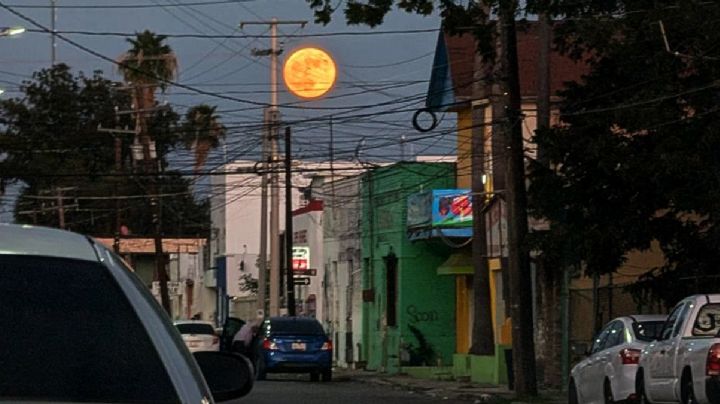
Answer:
[694, 303, 720, 337]
[0, 255, 179, 403]
[269, 319, 325, 335]
[176, 323, 215, 335]
[632, 320, 665, 342]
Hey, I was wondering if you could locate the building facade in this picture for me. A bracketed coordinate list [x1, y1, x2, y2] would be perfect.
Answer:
[361, 162, 457, 374]
[322, 176, 363, 368]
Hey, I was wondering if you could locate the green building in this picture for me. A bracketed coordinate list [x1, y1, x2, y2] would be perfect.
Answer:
[360, 162, 456, 374]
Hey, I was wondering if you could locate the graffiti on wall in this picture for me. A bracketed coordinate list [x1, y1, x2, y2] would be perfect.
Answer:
[406, 305, 439, 324]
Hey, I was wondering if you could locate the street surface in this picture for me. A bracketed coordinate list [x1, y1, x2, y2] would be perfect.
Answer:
[240, 374, 444, 403]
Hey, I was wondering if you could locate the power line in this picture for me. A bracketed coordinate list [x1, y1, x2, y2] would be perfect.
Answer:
[5, 0, 252, 9]
[25, 27, 440, 39]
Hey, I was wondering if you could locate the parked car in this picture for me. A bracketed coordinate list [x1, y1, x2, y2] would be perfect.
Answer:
[254, 316, 333, 381]
[220, 317, 246, 353]
[0, 224, 253, 403]
[175, 320, 220, 352]
[569, 314, 666, 404]
[637, 294, 720, 404]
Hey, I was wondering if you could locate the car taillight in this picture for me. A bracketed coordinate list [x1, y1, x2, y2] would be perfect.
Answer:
[212, 336, 219, 345]
[321, 340, 333, 351]
[707, 343, 720, 376]
[263, 338, 278, 351]
[620, 348, 641, 365]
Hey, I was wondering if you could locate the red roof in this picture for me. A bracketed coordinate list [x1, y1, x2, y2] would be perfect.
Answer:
[443, 23, 588, 100]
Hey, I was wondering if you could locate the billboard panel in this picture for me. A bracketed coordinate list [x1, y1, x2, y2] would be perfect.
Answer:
[431, 189, 473, 227]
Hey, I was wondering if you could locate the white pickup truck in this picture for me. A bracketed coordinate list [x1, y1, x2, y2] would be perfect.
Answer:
[637, 294, 720, 404]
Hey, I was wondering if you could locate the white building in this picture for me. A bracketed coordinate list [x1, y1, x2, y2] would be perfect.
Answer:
[322, 176, 363, 368]
[210, 160, 368, 322]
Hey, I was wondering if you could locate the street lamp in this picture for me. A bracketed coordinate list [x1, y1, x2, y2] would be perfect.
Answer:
[0, 26, 25, 37]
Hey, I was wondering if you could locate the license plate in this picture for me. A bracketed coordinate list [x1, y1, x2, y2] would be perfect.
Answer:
[291, 342, 306, 351]
[188, 341, 200, 348]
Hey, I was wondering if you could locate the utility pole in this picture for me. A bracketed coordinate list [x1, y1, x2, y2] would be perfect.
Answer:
[498, 0, 537, 395]
[98, 122, 134, 254]
[50, 0, 56, 65]
[241, 18, 306, 316]
[284, 126, 296, 316]
[258, 128, 269, 316]
[56, 187, 65, 229]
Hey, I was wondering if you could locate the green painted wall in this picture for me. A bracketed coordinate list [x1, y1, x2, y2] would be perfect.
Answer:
[361, 162, 456, 373]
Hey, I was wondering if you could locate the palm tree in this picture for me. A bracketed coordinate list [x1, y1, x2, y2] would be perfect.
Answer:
[117, 30, 178, 137]
[182, 104, 226, 174]
[117, 30, 178, 316]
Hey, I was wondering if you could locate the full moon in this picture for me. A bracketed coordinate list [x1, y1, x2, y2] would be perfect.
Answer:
[283, 47, 337, 99]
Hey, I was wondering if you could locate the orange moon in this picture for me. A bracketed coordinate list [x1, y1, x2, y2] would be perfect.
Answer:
[283, 47, 337, 99]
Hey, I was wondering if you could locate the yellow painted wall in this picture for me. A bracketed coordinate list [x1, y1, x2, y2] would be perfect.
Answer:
[457, 109, 473, 188]
[456, 275, 470, 353]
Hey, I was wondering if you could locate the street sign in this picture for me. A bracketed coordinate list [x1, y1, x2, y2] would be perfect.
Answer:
[293, 277, 311, 286]
[295, 268, 317, 276]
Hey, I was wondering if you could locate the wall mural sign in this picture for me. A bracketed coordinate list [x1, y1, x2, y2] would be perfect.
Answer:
[292, 246, 310, 272]
[406, 305, 439, 324]
[432, 189, 472, 227]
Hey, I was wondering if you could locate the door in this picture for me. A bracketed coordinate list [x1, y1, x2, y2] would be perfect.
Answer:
[220, 317, 246, 352]
[586, 321, 624, 403]
[578, 322, 613, 402]
[645, 303, 686, 402]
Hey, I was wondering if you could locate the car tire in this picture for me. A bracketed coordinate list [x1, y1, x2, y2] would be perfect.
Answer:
[636, 370, 649, 404]
[255, 358, 267, 381]
[569, 379, 579, 404]
[681, 371, 697, 404]
[310, 372, 320, 382]
[604, 379, 615, 404]
[321, 369, 332, 382]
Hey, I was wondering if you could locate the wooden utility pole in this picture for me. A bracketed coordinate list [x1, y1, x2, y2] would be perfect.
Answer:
[469, 33, 495, 354]
[240, 18, 306, 316]
[284, 126, 296, 316]
[56, 187, 65, 229]
[498, 0, 538, 395]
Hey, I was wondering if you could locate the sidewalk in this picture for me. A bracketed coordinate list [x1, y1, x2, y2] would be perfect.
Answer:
[334, 368, 566, 404]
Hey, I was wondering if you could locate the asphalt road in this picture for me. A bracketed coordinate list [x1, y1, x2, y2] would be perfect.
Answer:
[240, 374, 444, 404]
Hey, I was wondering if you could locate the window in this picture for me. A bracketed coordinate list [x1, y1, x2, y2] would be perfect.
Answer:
[270, 319, 325, 335]
[604, 321, 625, 348]
[0, 255, 179, 403]
[633, 321, 665, 342]
[385, 254, 398, 327]
[176, 323, 216, 335]
[591, 324, 613, 354]
[693, 303, 720, 337]
[660, 304, 684, 340]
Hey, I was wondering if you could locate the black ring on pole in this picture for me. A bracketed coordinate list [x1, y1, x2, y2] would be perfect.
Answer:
[412, 108, 438, 132]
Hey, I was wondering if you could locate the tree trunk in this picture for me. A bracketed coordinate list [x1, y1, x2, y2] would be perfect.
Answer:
[534, 10, 563, 389]
[498, 0, 538, 396]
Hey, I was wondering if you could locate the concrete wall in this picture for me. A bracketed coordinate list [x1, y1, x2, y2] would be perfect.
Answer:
[323, 177, 362, 367]
[361, 163, 457, 373]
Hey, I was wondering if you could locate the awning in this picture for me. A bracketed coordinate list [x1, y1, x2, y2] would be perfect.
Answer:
[437, 251, 473, 276]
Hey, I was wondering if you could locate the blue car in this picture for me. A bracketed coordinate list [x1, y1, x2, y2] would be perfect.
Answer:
[255, 316, 333, 382]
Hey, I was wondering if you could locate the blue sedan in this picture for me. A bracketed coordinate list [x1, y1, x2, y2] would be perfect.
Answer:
[255, 316, 333, 382]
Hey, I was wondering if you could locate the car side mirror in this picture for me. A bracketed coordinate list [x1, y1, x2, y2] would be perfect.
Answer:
[193, 351, 254, 401]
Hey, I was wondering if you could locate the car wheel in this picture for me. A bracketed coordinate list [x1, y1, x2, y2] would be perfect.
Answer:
[255, 358, 266, 381]
[310, 372, 320, 382]
[569, 379, 580, 404]
[604, 379, 615, 404]
[682, 372, 697, 404]
[321, 369, 332, 382]
[636, 371, 649, 404]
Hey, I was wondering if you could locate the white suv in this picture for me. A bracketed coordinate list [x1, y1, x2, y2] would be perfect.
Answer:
[570, 315, 666, 404]
[0, 224, 253, 402]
